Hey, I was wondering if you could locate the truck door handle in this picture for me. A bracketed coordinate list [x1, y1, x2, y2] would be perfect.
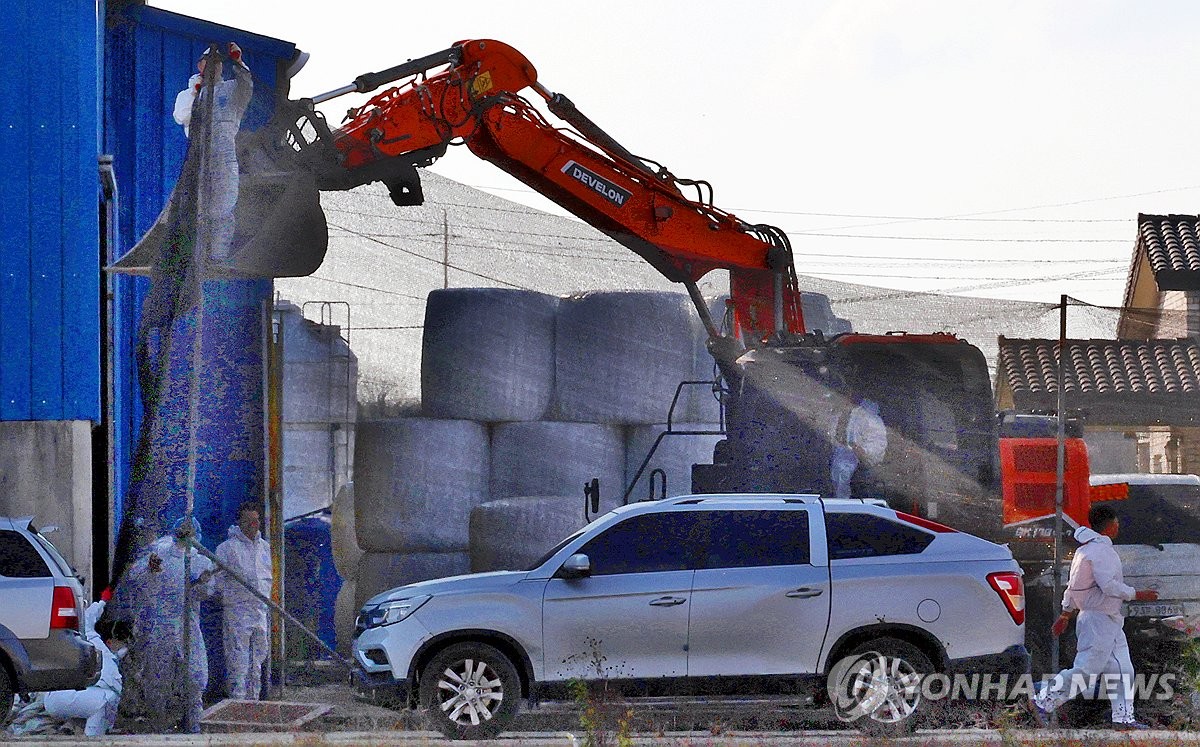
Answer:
[786, 587, 824, 599]
[649, 596, 686, 607]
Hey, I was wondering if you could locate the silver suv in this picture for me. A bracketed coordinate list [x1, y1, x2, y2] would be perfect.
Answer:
[353, 495, 1028, 737]
[0, 517, 98, 721]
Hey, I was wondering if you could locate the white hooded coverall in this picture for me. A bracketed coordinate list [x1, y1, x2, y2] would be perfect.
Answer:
[171, 55, 252, 263]
[122, 535, 214, 732]
[1033, 525, 1139, 724]
[215, 525, 272, 700]
[42, 601, 123, 736]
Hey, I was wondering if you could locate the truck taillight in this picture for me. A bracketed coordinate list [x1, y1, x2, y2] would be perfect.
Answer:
[50, 585, 79, 631]
[987, 571, 1025, 626]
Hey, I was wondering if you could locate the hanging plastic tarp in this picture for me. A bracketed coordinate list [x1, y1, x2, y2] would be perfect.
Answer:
[105, 43, 331, 732]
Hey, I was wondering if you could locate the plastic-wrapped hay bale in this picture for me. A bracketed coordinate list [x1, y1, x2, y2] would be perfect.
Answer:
[552, 291, 699, 424]
[422, 288, 559, 422]
[625, 424, 725, 501]
[330, 483, 361, 578]
[354, 418, 489, 553]
[490, 421, 625, 509]
[334, 579, 357, 654]
[355, 551, 471, 609]
[684, 295, 733, 425]
[469, 496, 589, 573]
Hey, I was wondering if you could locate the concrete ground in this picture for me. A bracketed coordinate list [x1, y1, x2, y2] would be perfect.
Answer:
[9, 666, 1198, 746]
[6, 727, 1200, 746]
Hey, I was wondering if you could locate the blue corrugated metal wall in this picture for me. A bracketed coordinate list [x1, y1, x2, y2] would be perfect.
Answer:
[0, 0, 100, 422]
[105, 5, 296, 533]
[105, 3, 298, 695]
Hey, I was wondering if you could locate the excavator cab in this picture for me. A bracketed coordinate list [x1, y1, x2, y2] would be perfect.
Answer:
[694, 333, 1000, 535]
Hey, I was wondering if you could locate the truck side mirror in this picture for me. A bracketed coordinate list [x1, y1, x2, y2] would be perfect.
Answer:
[558, 553, 591, 580]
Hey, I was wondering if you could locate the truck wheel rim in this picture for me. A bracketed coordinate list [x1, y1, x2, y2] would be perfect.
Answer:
[847, 654, 922, 724]
[435, 658, 504, 726]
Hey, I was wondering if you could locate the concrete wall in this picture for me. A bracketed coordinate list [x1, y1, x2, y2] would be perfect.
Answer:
[1083, 429, 1138, 475]
[0, 420, 92, 591]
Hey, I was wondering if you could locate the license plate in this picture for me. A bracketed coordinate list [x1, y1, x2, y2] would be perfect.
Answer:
[1126, 602, 1185, 617]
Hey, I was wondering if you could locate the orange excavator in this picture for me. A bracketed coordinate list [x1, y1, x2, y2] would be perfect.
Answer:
[245, 39, 1008, 533]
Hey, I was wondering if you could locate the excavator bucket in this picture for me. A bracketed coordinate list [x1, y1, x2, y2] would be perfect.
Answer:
[216, 103, 331, 278]
[223, 166, 327, 278]
[111, 99, 331, 279]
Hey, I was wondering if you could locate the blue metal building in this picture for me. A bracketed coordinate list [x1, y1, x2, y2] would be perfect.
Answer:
[0, 1, 101, 423]
[104, 2, 298, 562]
[1, 0, 299, 588]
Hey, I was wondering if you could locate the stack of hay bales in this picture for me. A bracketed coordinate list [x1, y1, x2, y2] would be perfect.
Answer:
[343, 287, 849, 609]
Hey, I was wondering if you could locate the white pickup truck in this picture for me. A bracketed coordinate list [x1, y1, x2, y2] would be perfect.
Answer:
[1090, 474, 1200, 637]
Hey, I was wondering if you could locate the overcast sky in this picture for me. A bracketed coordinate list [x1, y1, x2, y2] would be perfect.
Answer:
[150, 0, 1200, 306]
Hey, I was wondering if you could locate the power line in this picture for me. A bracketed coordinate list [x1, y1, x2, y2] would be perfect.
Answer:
[329, 210, 1133, 265]
[802, 270, 1125, 281]
[794, 251, 1124, 264]
[788, 232, 1128, 243]
[449, 180, 1200, 225]
[327, 219, 538, 291]
[734, 210, 1131, 223]
[305, 274, 426, 300]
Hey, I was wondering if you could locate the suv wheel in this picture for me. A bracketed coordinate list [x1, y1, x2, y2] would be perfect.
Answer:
[835, 638, 932, 736]
[419, 642, 520, 739]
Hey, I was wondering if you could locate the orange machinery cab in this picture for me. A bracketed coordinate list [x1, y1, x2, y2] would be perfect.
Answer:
[998, 437, 1091, 558]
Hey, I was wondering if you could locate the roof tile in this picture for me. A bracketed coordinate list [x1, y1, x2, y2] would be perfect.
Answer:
[1137, 214, 1200, 290]
[998, 337, 1200, 397]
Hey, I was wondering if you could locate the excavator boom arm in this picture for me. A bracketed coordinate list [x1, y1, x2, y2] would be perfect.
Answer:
[322, 39, 804, 344]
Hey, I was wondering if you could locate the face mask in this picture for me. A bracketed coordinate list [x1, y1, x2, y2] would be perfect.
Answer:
[115, 647, 129, 661]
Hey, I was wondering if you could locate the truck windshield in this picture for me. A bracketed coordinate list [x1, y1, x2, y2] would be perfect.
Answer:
[1104, 482, 1200, 546]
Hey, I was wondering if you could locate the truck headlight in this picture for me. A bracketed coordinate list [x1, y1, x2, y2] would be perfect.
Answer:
[361, 595, 431, 629]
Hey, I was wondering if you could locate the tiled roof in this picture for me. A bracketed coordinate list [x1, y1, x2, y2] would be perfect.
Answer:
[997, 336, 1200, 425]
[1136, 214, 1200, 291]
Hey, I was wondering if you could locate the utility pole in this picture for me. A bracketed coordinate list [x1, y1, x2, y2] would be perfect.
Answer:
[1050, 294, 1067, 728]
[443, 210, 449, 289]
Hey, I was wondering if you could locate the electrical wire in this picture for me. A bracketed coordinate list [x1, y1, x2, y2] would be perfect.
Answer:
[327, 219, 538, 291]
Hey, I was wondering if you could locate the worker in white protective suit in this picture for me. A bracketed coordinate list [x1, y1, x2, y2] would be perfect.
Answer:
[830, 390, 887, 501]
[42, 601, 131, 736]
[215, 502, 272, 700]
[172, 42, 253, 263]
[1031, 503, 1159, 729]
[121, 518, 214, 733]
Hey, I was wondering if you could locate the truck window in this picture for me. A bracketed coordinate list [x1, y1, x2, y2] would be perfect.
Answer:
[1106, 483, 1200, 546]
[0, 530, 52, 578]
[699, 510, 810, 569]
[826, 512, 934, 560]
[578, 512, 707, 575]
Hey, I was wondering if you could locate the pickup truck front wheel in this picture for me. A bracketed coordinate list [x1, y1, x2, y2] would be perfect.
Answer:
[419, 642, 520, 739]
[835, 638, 932, 737]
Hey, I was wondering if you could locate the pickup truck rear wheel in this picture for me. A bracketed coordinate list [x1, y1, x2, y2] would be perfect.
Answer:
[835, 638, 932, 737]
[419, 642, 520, 739]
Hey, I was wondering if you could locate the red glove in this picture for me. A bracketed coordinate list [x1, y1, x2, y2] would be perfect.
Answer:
[1051, 612, 1071, 637]
[1134, 589, 1159, 602]
[99, 586, 113, 602]
[228, 42, 245, 66]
